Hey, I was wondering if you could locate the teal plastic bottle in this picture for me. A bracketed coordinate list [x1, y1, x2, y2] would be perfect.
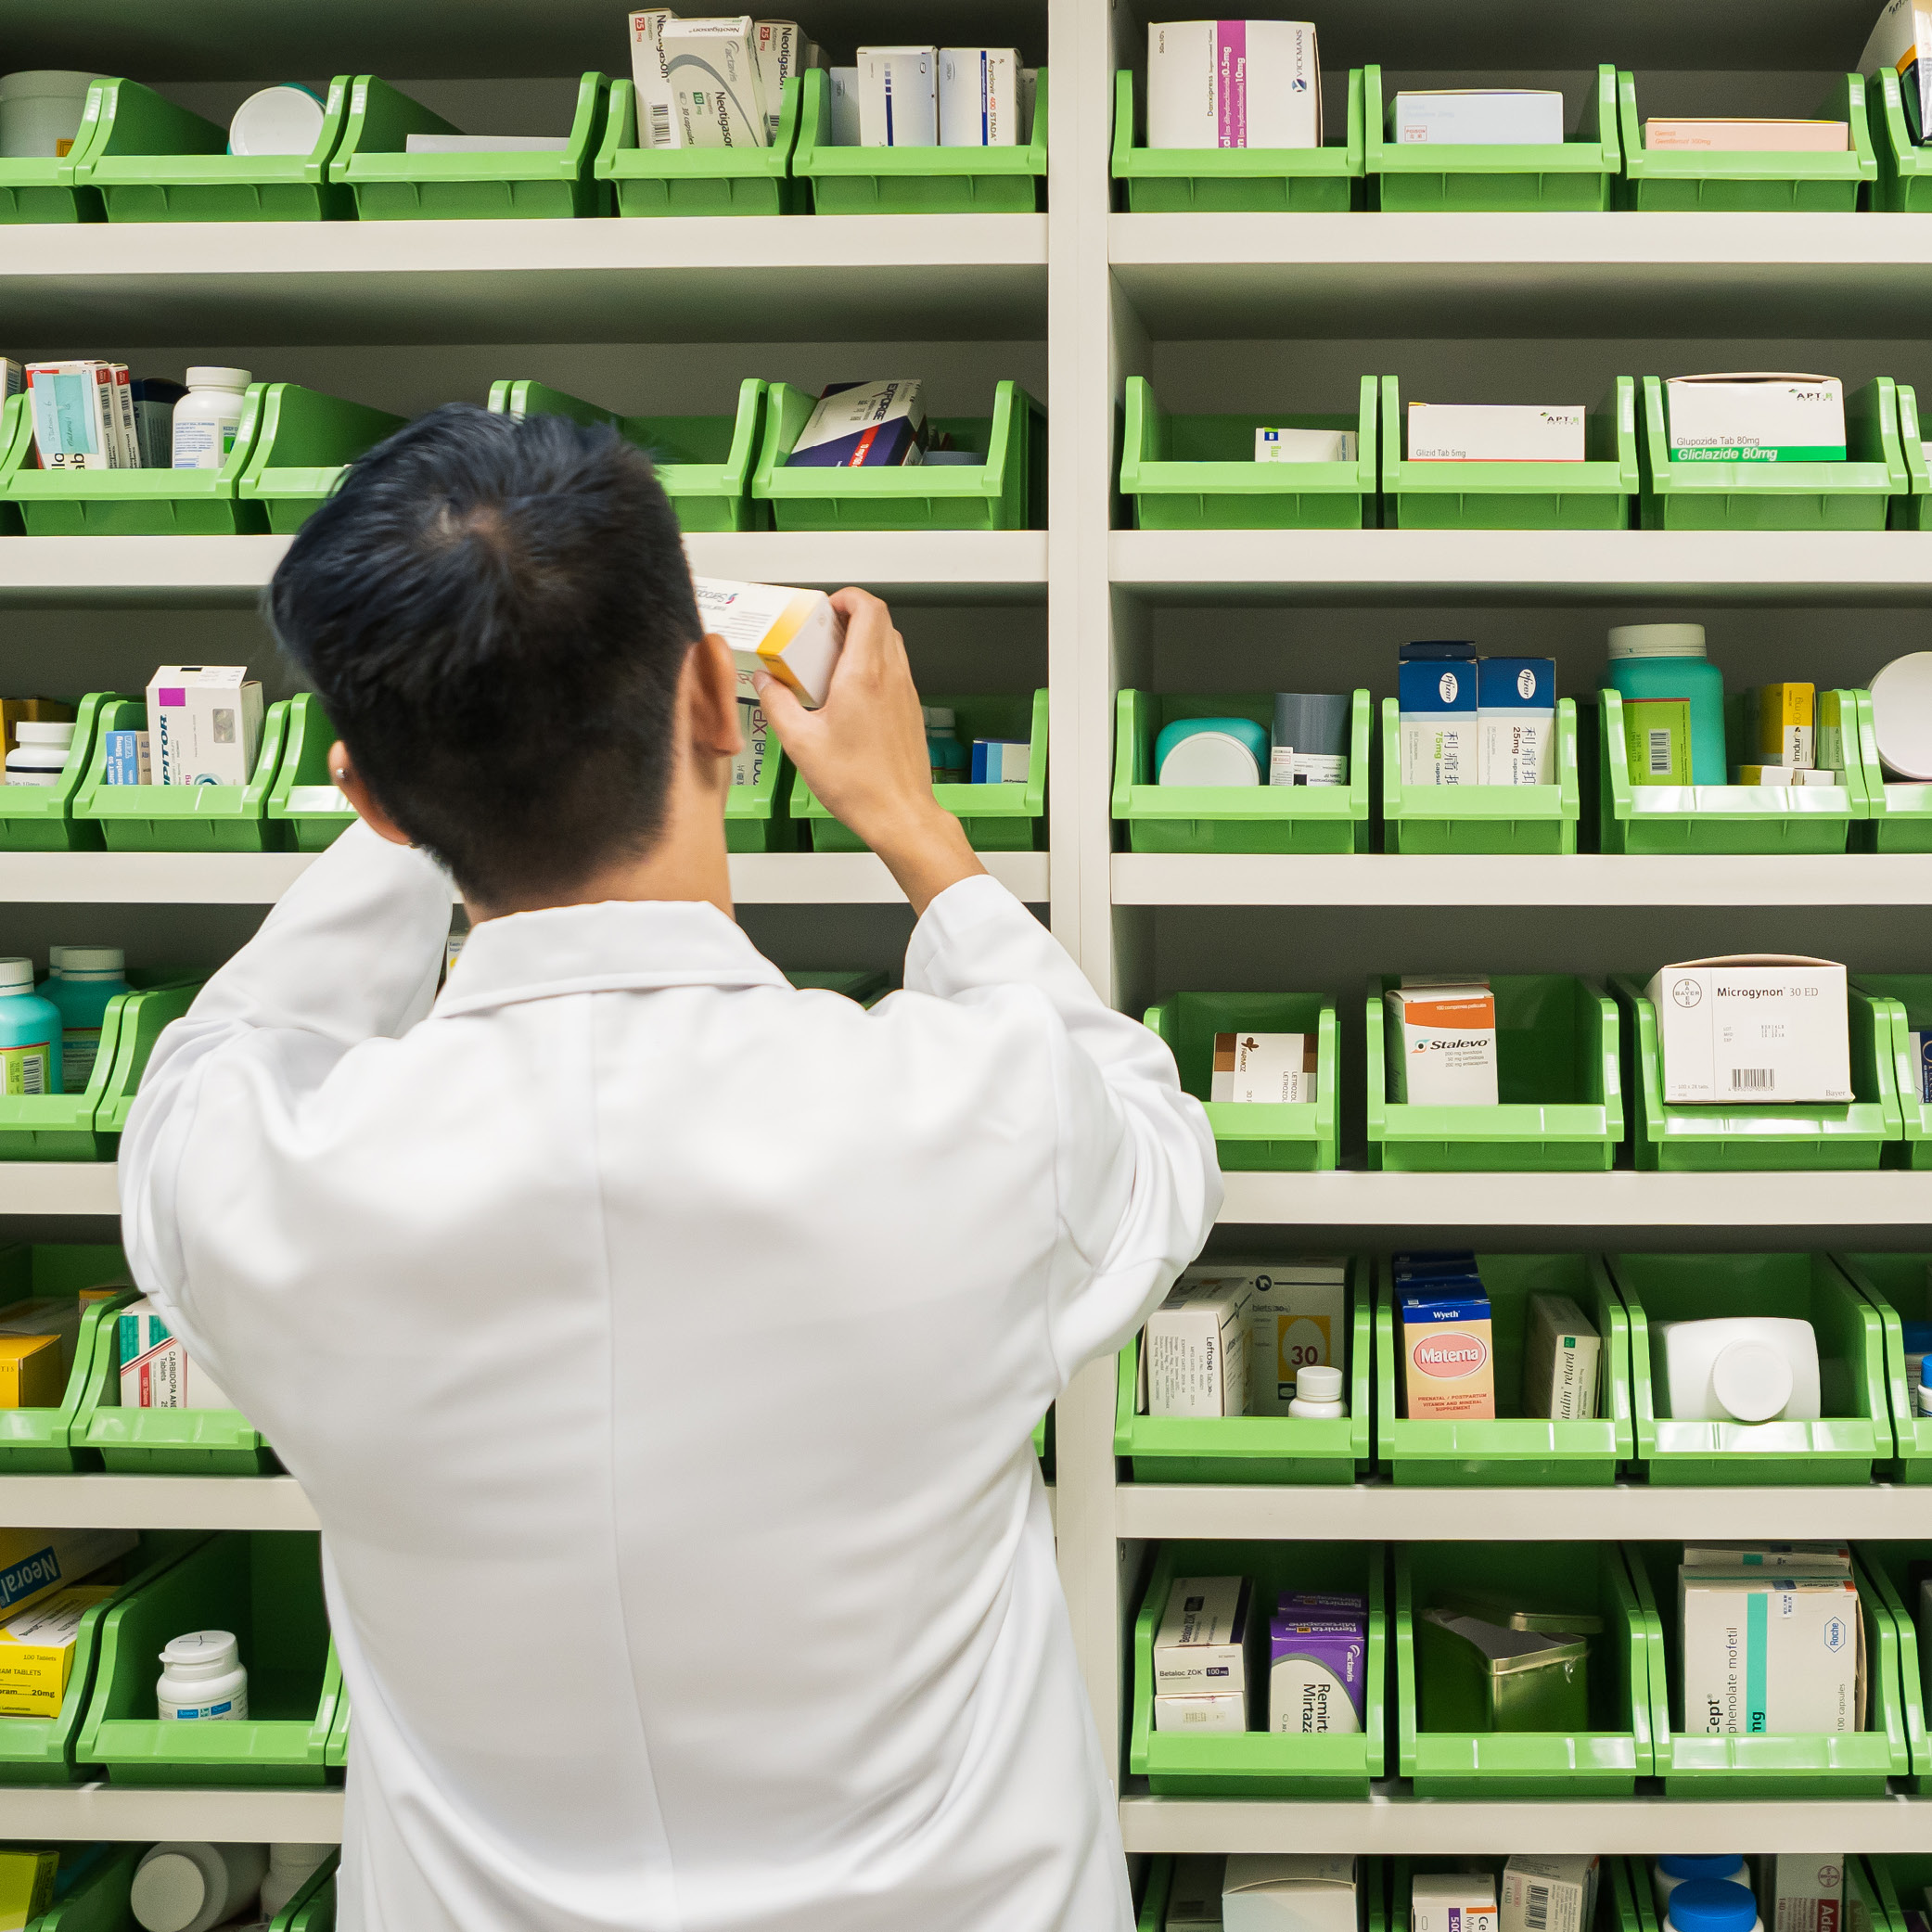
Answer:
[1605, 623, 1726, 784]
[0, 956, 62, 1096]
[43, 946, 128, 1092]
[924, 706, 968, 779]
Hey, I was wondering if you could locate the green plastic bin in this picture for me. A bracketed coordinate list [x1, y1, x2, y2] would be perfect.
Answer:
[1639, 376, 1906, 531]
[92, 980, 204, 1142]
[1381, 376, 1638, 531]
[1119, 377, 1377, 531]
[1381, 697, 1580, 854]
[1856, 1543, 1929, 1789]
[793, 67, 1048, 213]
[1618, 71, 1874, 211]
[595, 75, 803, 215]
[1375, 1253, 1633, 1487]
[77, 1530, 340, 1786]
[1110, 66, 1365, 212]
[0, 1531, 201, 1786]
[0, 386, 268, 536]
[1114, 1258, 1371, 1484]
[0, 694, 118, 853]
[1894, 384, 1932, 530]
[1397, 1541, 1649, 1795]
[27, 1842, 143, 1928]
[1366, 975, 1623, 1173]
[0, 77, 109, 223]
[1140, 1857, 1390, 1932]
[1870, 68, 1932, 211]
[1852, 980, 1932, 1169]
[78, 77, 354, 221]
[75, 697, 289, 852]
[0, 1244, 132, 1470]
[1611, 1251, 1893, 1484]
[1611, 974, 1899, 1171]
[1113, 689, 1372, 854]
[793, 691, 1044, 851]
[1145, 992, 1338, 1172]
[488, 377, 769, 531]
[1628, 1539, 1909, 1794]
[330, 72, 612, 219]
[1835, 1250, 1932, 1480]
[1593, 690, 1867, 856]
[751, 379, 1043, 531]
[1849, 686, 1932, 849]
[274, 1854, 340, 1931]
[265, 693, 355, 853]
[1129, 1539, 1387, 1796]
[1366, 64, 1621, 211]
[236, 385, 408, 533]
[1864, 1854, 1932, 1932]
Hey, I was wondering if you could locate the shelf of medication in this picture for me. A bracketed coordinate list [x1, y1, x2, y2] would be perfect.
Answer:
[1111, 852, 1932, 907]
[1113, 1481, 1932, 1543]
[0, 1472, 316, 1530]
[1214, 1170, 1932, 1229]
[1109, 530, 1932, 604]
[0, 213, 1048, 347]
[1116, 1791, 1932, 1855]
[1, 1780, 344, 1842]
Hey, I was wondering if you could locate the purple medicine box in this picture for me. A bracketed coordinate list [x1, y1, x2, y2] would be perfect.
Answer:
[1269, 1611, 1367, 1734]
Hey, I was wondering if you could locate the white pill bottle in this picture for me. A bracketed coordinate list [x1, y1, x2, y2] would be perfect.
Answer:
[259, 1843, 335, 1920]
[130, 1841, 267, 1932]
[1654, 1858, 1748, 1920]
[156, 1629, 249, 1721]
[171, 367, 252, 470]
[1288, 1363, 1347, 1419]
[1664, 1878, 1761, 1932]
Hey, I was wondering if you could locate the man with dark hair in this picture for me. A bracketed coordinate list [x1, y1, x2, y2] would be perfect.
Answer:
[121, 403, 1220, 1932]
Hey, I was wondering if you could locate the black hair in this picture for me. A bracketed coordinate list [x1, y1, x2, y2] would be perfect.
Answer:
[267, 403, 701, 906]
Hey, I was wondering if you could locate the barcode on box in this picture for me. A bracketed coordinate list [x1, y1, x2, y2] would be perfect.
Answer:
[1527, 1886, 1550, 1932]
[650, 102, 672, 143]
[1647, 729, 1673, 775]
[1731, 1068, 1774, 1091]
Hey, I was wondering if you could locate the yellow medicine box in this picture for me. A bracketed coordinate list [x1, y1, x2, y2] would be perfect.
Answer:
[0, 1334, 63, 1409]
[1749, 682, 1815, 769]
[0, 1584, 114, 1718]
[0, 1848, 57, 1930]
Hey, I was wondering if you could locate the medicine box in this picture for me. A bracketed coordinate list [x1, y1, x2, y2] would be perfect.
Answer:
[0, 1526, 136, 1619]
[629, 10, 680, 148]
[0, 1582, 115, 1718]
[117, 1298, 236, 1412]
[1644, 955, 1852, 1105]
[939, 49, 1019, 147]
[1748, 684, 1817, 768]
[1666, 375, 1848, 463]
[1268, 1611, 1365, 1734]
[1154, 1572, 1257, 1694]
[1501, 1859, 1599, 1932]
[0, 1849, 56, 1928]
[692, 577, 845, 710]
[1408, 403, 1587, 464]
[1753, 1857, 1844, 1932]
[1522, 1291, 1602, 1421]
[1678, 1567, 1864, 1734]
[1146, 21, 1322, 151]
[1478, 657, 1557, 787]
[787, 379, 926, 468]
[145, 667, 263, 788]
[1411, 1873, 1500, 1932]
[969, 739, 1029, 783]
[859, 46, 939, 147]
[1242, 1257, 1347, 1415]
[664, 18, 770, 148]
[1385, 981, 1500, 1107]
[1166, 1856, 1227, 1931]
[1145, 1275, 1252, 1417]
[0, 1333, 63, 1409]
[1211, 1030, 1316, 1104]
[1401, 1290, 1498, 1421]
[1257, 427, 1356, 462]
[1861, 0, 1932, 142]
[1223, 1855, 1359, 1932]
[1390, 91, 1565, 146]
[1398, 657, 1478, 788]
[1154, 1691, 1247, 1734]
[756, 22, 806, 140]
[103, 729, 149, 787]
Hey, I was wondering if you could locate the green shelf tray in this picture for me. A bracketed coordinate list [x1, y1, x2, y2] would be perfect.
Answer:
[1397, 1541, 1649, 1795]
[1145, 990, 1339, 1172]
[1835, 1248, 1932, 1479]
[751, 378, 1043, 531]
[79, 77, 355, 222]
[1114, 1259, 1371, 1484]
[793, 66, 1047, 213]
[1119, 376, 1377, 530]
[1856, 1542, 1930, 1788]
[1894, 383, 1932, 531]
[1110, 66, 1365, 212]
[1367, 974, 1623, 1173]
[330, 72, 612, 219]
[1366, 63, 1621, 211]
[595, 75, 803, 215]
[0, 77, 110, 224]
[264, 692, 355, 852]
[1870, 68, 1932, 211]
[1617, 71, 1874, 211]
[1129, 1539, 1387, 1796]
[76, 1530, 340, 1786]
[793, 690, 1044, 851]
[1853, 979, 1932, 1170]
[1639, 375, 1906, 531]
[1593, 689, 1868, 855]
[1113, 689, 1372, 854]
[75, 696, 288, 852]
[1140, 1858, 1391, 1932]
[0, 386, 268, 536]
[1381, 696, 1580, 854]
[1375, 1253, 1633, 1487]
[0, 1532, 203, 1787]
[0, 693, 116, 852]
[1863, 1854, 1932, 1932]
[1611, 1250, 1893, 1483]
[1381, 375, 1638, 531]
[1611, 973, 1899, 1171]
[0, 1244, 131, 1470]
[1849, 685, 1932, 849]
[488, 376, 769, 531]
[1627, 1539, 1910, 1794]
[236, 384, 407, 533]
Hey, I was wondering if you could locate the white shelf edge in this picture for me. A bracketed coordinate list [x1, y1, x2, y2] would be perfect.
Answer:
[733, 851, 1049, 904]
[0, 1475, 315, 1531]
[1112, 852, 1932, 908]
[0, 1164, 119, 1214]
[1118, 1792, 1932, 1856]
[6, 1783, 343, 1843]
[1115, 1482, 1932, 1542]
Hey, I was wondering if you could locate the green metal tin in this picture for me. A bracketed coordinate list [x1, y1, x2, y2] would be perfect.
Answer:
[1381, 697, 1580, 854]
[595, 75, 802, 215]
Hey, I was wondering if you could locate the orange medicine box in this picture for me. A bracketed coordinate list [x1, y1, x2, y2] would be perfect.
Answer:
[1401, 1289, 1497, 1420]
[0, 1335, 63, 1409]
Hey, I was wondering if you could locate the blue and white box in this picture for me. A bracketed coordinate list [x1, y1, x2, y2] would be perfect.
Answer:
[858, 45, 939, 148]
[787, 380, 927, 469]
[970, 739, 1029, 784]
[1478, 656, 1556, 787]
[939, 48, 1019, 147]
[1399, 642, 1478, 787]
[103, 730, 150, 787]
[1909, 1030, 1932, 1104]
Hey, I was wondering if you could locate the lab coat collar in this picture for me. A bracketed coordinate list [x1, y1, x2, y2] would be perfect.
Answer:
[436, 897, 791, 1017]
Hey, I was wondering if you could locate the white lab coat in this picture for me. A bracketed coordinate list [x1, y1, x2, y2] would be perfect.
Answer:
[121, 823, 1221, 1932]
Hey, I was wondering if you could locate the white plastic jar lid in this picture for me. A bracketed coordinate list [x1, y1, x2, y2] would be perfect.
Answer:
[1607, 622, 1707, 659]
[14, 721, 74, 745]
[60, 946, 123, 973]
[0, 70, 103, 101]
[1297, 1364, 1344, 1401]
[130, 1851, 211, 1932]
[1711, 1339, 1794, 1423]
[0, 957, 35, 995]
[229, 83, 326, 159]
[6, 744, 67, 768]
[1158, 731, 1261, 787]
[183, 366, 253, 393]
[160, 1629, 240, 1677]
[1869, 651, 1932, 781]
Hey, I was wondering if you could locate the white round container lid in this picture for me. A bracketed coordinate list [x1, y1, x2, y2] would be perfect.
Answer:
[160, 1628, 240, 1674]
[1157, 731, 1261, 787]
[229, 83, 326, 159]
[6, 744, 67, 766]
[61, 946, 123, 972]
[1711, 1339, 1794, 1423]
[130, 1851, 211, 1932]
[1869, 651, 1932, 781]
[0, 957, 34, 994]
[14, 721, 74, 745]
[1297, 1364, 1344, 1401]
[1607, 623, 1707, 659]
[0, 70, 103, 101]
[184, 366, 253, 393]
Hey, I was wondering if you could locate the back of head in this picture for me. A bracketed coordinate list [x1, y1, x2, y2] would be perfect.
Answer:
[268, 403, 700, 907]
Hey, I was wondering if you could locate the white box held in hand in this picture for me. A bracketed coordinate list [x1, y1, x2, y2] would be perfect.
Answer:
[1644, 955, 1851, 1105]
[1144, 1275, 1252, 1417]
[1147, 20, 1322, 149]
[1154, 1572, 1257, 1693]
[662, 16, 771, 148]
[1391, 90, 1564, 145]
[859, 46, 939, 147]
[146, 666, 263, 787]
[939, 48, 1019, 147]
[692, 578, 846, 710]
[1666, 374, 1847, 464]
[1222, 1854, 1359, 1932]
[1211, 1030, 1315, 1104]
[1407, 403, 1586, 463]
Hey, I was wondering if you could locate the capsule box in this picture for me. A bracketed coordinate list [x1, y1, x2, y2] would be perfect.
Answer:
[1155, 1572, 1258, 1694]
[628, 10, 680, 147]
[664, 16, 770, 148]
[756, 21, 806, 139]
[1644, 955, 1851, 1105]
[693, 576, 846, 710]
[1398, 657, 1478, 787]
[1678, 1567, 1864, 1734]
[1478, 656, 1557, 787]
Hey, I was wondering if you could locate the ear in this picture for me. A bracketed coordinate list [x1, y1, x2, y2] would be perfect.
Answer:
[688, 633, 744, 759]
[328, 741, 413, 847]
